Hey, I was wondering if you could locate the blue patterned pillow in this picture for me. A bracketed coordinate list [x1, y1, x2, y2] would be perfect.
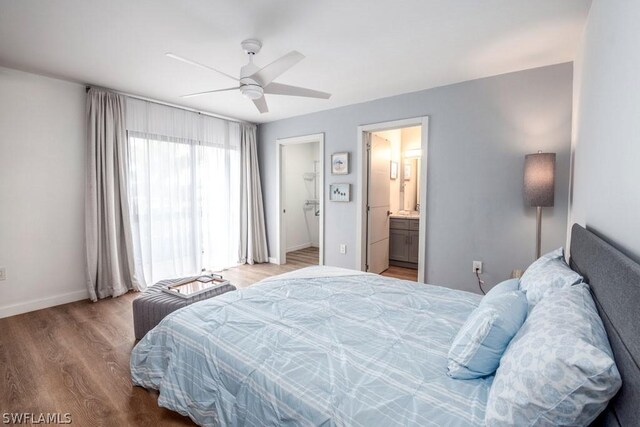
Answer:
[519, 247, 582, 307]
[447, 281, 528, 379]
[486, 283, 621, 426]
[487, 278, 520, 295]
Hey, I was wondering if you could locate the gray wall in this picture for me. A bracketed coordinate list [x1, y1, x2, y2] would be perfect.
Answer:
[569, 0, 640, 261]
[258, 63, 573, 293]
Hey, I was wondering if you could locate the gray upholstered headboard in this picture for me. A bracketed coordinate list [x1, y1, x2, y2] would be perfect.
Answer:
[569, 224, 640, 427]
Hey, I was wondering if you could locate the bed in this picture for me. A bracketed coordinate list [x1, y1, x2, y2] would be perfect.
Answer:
[130, 225, 639, 426]
[569, 225, 640, 426]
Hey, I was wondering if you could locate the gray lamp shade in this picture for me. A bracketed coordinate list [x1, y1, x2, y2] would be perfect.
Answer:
[524, 152, 556, 207]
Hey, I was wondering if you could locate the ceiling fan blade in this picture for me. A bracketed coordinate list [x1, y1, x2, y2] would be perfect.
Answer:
[166, 52, 238, 82]
[252, 96, 269, 114]
[180, 87, 239, 98]
[250, 51, 305, 87]
[263, 82, 331, 99]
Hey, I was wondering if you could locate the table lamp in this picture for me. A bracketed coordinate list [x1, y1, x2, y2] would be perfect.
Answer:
[524, 151, 556, 259]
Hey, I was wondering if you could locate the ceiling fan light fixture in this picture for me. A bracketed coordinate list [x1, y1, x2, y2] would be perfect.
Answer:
[168, 40, 331, 113]
[240, 84, 264, 100]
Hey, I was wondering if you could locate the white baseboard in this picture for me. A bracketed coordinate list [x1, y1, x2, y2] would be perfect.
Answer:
[310, 243, 319, 248]
[268, 257, 278, 264]
[286, 242, 313, 252]
[0, 289, 89, 319]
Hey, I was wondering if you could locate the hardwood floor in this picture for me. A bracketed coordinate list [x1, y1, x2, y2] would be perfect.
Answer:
[381, 265, 418, 281]
[286, 246, 319, 265]
[0, 248, 425, 426]
[0, 258, 317, 426]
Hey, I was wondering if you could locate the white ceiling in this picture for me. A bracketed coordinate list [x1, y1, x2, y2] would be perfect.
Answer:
[0, 0, 591, 124]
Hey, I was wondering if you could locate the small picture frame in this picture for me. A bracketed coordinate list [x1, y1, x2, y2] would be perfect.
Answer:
[331, 152, 349, 175]
[329, 183, 350, 202]
[404, 162, 412, 181]
[390, 161, 398, 180]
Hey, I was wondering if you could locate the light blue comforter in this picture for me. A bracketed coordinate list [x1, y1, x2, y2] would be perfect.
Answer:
[131, 268, 491, 426]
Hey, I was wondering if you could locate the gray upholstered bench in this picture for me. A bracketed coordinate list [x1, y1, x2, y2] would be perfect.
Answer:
[133, 276, 236, 340]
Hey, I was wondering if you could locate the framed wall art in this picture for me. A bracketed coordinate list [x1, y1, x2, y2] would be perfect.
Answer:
[329, 183, 350, 202]
[331, 152, 349, 175]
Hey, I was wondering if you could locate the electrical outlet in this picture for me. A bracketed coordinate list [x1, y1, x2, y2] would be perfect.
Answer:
[472, 261, 482, 274]
[339, 244, 347, 254]
[0, 267, 6, 281]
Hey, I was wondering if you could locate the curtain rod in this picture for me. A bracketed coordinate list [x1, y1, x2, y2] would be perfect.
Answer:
[86, 85, 254, 126]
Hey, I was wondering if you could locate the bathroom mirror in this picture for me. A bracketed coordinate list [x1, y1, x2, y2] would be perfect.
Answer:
[416, 158, 421, 208]
[401, 158, 419, 211]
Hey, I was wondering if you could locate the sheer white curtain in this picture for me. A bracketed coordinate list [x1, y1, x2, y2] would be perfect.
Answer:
[125, 98, 240, 285]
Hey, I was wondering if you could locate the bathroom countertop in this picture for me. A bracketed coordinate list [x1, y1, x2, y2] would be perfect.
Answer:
[389, 212, 420, 219]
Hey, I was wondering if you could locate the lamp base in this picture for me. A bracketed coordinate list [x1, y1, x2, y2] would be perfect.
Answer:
[536, 206, 542, 259]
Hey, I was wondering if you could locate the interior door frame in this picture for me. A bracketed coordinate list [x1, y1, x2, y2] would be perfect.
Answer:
[356, 117, 429, 283]
[275, 133, 325, 266]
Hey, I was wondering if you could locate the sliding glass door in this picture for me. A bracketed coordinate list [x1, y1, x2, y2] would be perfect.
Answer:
[125, 99, 241, 285]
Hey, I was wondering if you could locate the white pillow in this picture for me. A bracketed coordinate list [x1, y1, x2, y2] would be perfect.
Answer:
[485, 283, 621, 426]
[519, 247, 582, 308]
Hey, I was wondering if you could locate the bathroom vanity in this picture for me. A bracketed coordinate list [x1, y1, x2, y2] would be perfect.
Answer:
[389, 214, 419, 269]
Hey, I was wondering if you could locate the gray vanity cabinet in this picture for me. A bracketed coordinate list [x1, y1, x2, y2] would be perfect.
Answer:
[389, 218, 419, 268]
[408, 230, 420, 264]
[389, 228, 410, 261]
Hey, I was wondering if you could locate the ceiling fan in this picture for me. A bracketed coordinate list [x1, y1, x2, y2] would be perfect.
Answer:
[166, 39, 331, 114]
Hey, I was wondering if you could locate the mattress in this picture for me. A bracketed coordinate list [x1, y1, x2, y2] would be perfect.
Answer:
[130, 267, 491, 426]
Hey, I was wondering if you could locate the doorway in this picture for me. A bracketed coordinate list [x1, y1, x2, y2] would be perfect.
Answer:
[356, 117, 429, 282]
[276, 133, 325, 266]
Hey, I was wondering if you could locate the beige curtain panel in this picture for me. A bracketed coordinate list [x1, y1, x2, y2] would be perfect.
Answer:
[239, 124, 269, 264]
[85, 88, 142, 301]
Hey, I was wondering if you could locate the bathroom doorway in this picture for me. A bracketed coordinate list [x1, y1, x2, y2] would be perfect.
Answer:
[276, 133, 325, 266]
[356, 118, 429, 282]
